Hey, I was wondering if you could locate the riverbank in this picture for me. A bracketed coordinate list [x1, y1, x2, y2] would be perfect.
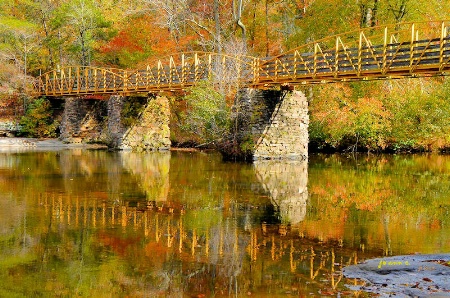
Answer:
[0, 137, 107, 151]
[0, 137, 214, 152]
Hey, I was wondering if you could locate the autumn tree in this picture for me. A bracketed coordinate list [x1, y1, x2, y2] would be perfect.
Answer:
[53, 0, 111, 65]
[180, 80, 230, 146]
[0, 15, 39, 111]
[19, 97, 59, 137]
[387, 0, 409, 25]
[144, 0, 191, 46]
[232, 0, 247, 45]
[28, 0, 59, 69]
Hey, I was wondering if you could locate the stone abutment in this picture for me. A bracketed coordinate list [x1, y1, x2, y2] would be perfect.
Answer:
[222, 89, 309, 160]
[60, 95, 170, 150]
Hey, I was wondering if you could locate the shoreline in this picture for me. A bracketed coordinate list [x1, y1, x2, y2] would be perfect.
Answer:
[0, 137, 107, 150]
[0, 137, 205, 152]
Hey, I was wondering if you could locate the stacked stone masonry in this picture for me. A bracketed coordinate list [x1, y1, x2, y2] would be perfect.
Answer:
[234, 89, 309, 160]
[120, 96, 171, 151]
[60, 98, 106, 143]
[60, 89, 307, 158]
[60, 95, 170, 151]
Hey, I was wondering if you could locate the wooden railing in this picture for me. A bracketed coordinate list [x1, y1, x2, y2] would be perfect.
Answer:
[33, 21, 450, 97]
[33, 53, 256, 96]
[255, 21, 450, 85]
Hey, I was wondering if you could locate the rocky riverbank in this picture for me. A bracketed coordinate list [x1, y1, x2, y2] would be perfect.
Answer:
[343, 254, 450, 297]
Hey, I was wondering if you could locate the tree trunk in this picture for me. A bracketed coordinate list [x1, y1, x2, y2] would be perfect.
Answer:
[233, 0, 247, 44]
[360, 0, 379, 28]
[265, 0, 269, 57]
[371, 0, 379, 27]
[214, 0, 221, 53]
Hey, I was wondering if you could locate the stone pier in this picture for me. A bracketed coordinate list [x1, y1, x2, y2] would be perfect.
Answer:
[107, 95, 126, 148]
[223, 89, 309, 160]
[119, 96, 171, 151]
[59, 97, 106, 143]
[60, 95, 170, 150]
[60, 89, 307, 156]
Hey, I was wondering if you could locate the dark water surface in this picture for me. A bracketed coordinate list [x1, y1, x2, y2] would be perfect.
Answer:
[0, 150, 449, 297]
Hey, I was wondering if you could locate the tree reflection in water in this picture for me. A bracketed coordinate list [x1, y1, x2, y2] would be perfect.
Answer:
[0, 150, 449, 296]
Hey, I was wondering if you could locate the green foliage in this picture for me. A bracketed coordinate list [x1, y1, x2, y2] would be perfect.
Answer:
[240, 135, 255, 155]
[51, 0, 112, 65]
[309, 78, 450, 152]
[19, 97, 59, 138]
[181, 81, 230, 145]
[284, 0, 357, 49]
[121, 96, 147, 127]
[385, 79, 450, 151]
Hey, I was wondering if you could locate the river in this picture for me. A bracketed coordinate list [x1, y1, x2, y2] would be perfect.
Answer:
[0, 149, 449, 296]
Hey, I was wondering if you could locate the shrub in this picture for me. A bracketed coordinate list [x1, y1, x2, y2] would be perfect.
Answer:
[19, 97, 59, 138]
[180, 81, 230, 146]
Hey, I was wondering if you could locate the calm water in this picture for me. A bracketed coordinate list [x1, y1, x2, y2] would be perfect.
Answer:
[0, 149, 449, 297]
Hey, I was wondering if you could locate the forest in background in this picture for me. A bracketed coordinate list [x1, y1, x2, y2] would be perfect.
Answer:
[1, 0, 450, 152]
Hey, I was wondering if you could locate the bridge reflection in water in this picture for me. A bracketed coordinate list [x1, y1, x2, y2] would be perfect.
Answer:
[23, 151, 373, 296]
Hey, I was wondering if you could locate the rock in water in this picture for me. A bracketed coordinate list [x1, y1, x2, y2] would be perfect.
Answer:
[343, 254, 450, 297]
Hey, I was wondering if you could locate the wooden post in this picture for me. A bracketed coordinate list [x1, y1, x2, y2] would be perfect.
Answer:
[181, 54, 186, 84]
[335, 37, 340, 77]
[169, 56, 175, 86]
[194, 53, 199, 82]
[52, 70, 57, 95]
[313, 43, 319, 78]
[382, 27, 388, 74]
[410, 23, 415, 71]
[123, 70, 128, 93]
[440, 22, 447, 71]
[358, 31, 363, 77]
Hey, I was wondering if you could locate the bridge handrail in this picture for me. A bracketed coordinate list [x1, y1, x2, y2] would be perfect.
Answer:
[33, 51, 261, 95]
[260, 20, 450, 67]
[36, 66, 129, 79]
[143, 51, 258, 65]
[252, 20, 450, 86]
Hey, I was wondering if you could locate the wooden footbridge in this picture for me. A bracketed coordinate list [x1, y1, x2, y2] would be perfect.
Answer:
[33, 21, 450, 97]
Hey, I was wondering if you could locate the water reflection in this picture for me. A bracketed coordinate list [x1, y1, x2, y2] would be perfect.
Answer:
[120, 151, 171, 202]
[254, 159, 308, 225]
[0, 151, 449, 296]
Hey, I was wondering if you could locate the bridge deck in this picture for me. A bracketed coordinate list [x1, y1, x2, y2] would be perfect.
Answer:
[33, 21, 450, 97]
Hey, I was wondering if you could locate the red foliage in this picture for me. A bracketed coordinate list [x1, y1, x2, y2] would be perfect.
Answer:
[0, 95, 24, 119]
[99, 31, 144, 54]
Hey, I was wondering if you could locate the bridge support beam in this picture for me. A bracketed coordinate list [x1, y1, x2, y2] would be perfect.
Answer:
[223, 89, 309, 160]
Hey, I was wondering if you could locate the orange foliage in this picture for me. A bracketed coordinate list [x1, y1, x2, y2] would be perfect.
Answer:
[98, 14, 201, 67]
[99, 31, 144, 54]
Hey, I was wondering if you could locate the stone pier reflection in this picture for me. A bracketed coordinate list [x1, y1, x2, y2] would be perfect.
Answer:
[120, 151, 170, 202]
[254, 159, 308, 226]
